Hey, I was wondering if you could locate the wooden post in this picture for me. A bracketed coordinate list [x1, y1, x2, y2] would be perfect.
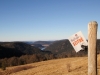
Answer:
[88, 21, 98, 75]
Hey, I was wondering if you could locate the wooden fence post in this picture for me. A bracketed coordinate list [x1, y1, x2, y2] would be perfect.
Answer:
[88, 21, 98, 75]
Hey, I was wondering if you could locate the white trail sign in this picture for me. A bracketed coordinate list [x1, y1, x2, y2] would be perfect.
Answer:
[68, 31, 88, 52]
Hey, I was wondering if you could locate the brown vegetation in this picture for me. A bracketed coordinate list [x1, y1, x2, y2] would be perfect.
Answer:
[0, 53, 54, 69]
[0, 54, 100, 75]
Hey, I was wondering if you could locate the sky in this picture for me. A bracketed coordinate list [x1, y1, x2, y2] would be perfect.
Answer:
[0, 0, 100, 41]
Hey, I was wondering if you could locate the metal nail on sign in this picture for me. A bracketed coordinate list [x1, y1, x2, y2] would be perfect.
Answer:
[68, 31, 88, 52]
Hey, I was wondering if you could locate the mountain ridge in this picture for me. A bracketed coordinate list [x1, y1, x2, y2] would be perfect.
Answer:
[0, 42, 51, 58]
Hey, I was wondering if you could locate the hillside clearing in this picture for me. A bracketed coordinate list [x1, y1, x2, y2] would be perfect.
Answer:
[1, 55, 100, 75]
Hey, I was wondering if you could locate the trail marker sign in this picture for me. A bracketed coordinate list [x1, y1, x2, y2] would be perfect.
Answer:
[68, 31, 88, 52]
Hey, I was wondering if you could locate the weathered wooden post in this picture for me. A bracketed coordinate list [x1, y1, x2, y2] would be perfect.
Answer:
[88, 21, 98, 75]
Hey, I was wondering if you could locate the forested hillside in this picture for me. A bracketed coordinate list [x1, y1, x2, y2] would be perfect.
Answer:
[45, 39, 100, 57]
[0, 42, 53, 69]
[0, 42, 43, 58]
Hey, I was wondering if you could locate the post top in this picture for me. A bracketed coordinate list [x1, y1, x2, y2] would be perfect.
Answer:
[88, 21, 98, 25]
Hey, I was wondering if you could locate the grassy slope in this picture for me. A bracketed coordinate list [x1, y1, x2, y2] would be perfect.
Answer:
[1, 55, 100, 75]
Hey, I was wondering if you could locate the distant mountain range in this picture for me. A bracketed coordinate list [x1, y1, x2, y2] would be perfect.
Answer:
[25, 41, 54, 50]
[25, 41, 53, 45]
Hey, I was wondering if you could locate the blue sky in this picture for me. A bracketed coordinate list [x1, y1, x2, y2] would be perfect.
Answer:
[0, 0, 100, 41]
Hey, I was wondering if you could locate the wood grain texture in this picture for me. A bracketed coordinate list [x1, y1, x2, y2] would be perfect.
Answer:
[88, 21, 98, 75]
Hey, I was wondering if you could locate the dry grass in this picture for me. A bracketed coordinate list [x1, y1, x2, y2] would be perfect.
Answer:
[0, 65, 35, 75]
[0, 54, 100, 75]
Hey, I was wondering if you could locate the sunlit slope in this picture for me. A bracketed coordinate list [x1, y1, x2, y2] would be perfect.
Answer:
[2, 55, 100, 75]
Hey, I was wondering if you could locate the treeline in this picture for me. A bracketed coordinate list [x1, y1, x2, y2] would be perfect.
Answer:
[2, 49, 100, 71]
[0, 49, 89, 70]
[0, 53, 54, 70]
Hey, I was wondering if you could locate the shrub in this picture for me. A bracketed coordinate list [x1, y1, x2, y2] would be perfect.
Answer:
[66, 63, 71, 72]
[1, 62, 6, 70]
[4, 65, 35, 74]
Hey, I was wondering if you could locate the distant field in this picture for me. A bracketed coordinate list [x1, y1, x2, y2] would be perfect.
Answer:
[0, 55, 100, 75]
